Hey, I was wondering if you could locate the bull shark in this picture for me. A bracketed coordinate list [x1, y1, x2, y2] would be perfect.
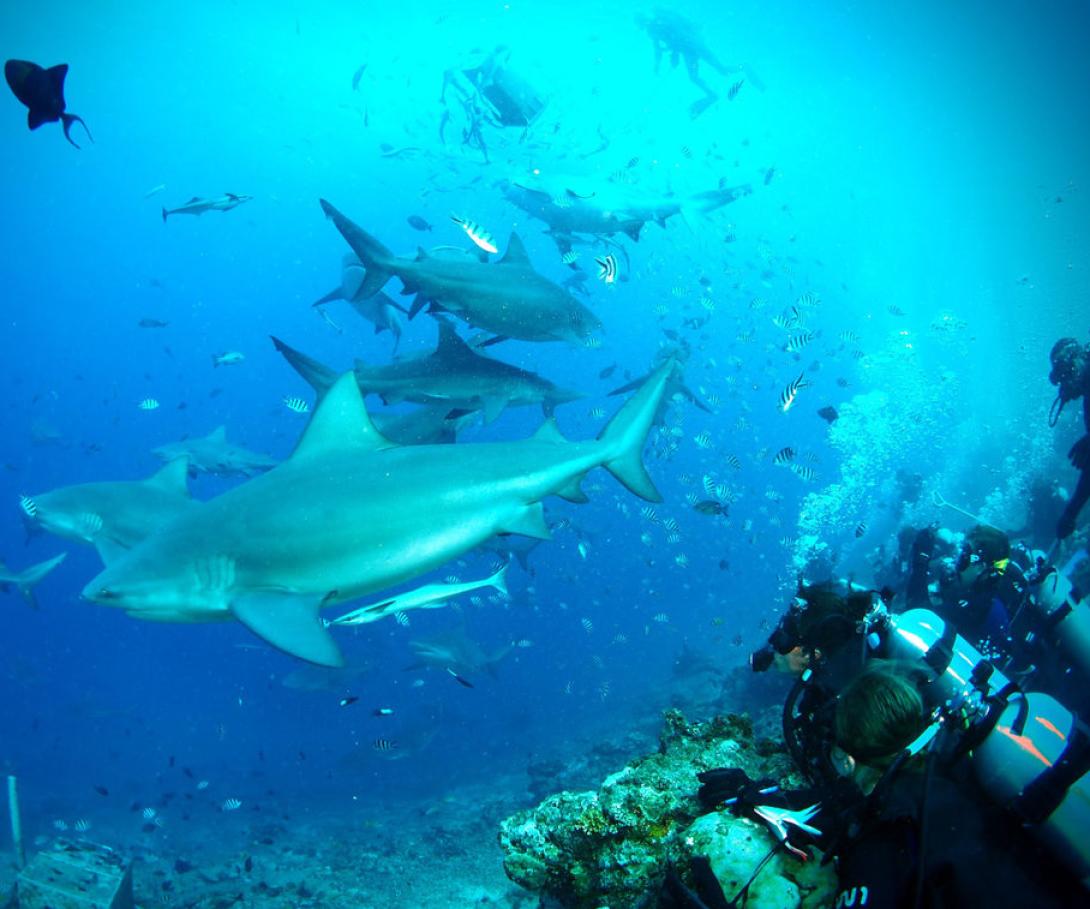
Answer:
[499, 175, 752, 249]
[153, 426, 278, 478]
[0, 553, 67, 608]
[161, 193, 253, 222]
[272, 319, 582, 422]
[406, 624, 511, 680]
[20, 459, 195, 563]
[312, 252, 405, 347]
[82, 361, 672, 666]
[319, 199, 602, 345]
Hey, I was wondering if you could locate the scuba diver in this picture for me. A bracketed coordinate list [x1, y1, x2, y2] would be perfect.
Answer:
[1048, 337, 1090, 540]
[635, 9, 763, 119]
[438, 45, 545, 163]
[695, 583, 1090, 907]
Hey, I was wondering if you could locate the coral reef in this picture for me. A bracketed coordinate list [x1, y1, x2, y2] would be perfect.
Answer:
[498, 710, 834, 909]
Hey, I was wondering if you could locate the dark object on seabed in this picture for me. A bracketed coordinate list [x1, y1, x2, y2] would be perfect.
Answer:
[15, 838, 134, 908]
[4, 60, 93, 148]
[817, 405, 838, 424]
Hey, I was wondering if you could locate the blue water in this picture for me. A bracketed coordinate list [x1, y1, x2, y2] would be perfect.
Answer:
[1, 0, 1088, 896]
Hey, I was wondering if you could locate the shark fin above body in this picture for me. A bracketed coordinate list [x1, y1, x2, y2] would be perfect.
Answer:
[230, 590, 344, 666]
[145, 456, 191, 496]
[291, 371, 396, 461]
[432, 319, 476, 362]
[498, 233, 531, 266]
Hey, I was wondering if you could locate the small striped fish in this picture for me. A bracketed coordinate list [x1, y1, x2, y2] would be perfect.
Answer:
[796, 292, 820, 307]
[18, 495, 36, 517]
[283, 396, 309, 414]
[221, 798, 242, 811]
[450, 215, 498, 254]
[580, 617, 594, 633]
[784, 331, 815, 353]
[773, 447, 795, 465]
[372, 738, 398, 753]
[725, 454, 742, 470]
[839, 330, 860, 343]
[693, 432, 713, 449]
[561, 250, 579, 265]
[595, 254, 618, 284]
[137, 398, 160, 411]
[778, 373, 808, 413]
[791, 463, 817, 481]
[653, 612, 670, 623]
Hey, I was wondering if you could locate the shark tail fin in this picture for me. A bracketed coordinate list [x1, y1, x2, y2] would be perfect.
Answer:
[319, 199, 394, 298]
[270, 336, 339, 400]
[161, 207, 169, 223]
[7, 553, 67, 609]
[488, 562, 510, 599]
[596, 361, 673, 502]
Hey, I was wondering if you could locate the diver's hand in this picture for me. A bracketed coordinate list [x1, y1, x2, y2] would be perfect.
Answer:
[697, 768, 777, 814]
[1069, 435, 1090, 472]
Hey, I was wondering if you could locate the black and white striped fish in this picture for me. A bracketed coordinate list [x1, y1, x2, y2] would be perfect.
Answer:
[772, 447, 795, 465]
[791, 463, 817, 481]
[778, 373, 808, 413]
[784, 331, 815, 353]
[283, 396, 309, 414]
[450, 215, 498, 254]
[595, 254, 618, 284]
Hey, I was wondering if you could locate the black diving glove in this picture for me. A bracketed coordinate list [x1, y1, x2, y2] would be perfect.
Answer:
[1070, 435, 1090, 472]
[697, 768, 777, 814]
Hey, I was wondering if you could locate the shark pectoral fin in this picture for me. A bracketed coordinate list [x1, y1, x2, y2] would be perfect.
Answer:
[556, 478, 589, 504]
[622, 224, 642, 242]
[93, 537, 129, 567]
[231, 591, 344, 667]
[482, 397, 507, 424]
[499, 503, 552, 540]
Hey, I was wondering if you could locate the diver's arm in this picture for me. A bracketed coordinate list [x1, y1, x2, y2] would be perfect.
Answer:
[833, 817, 921, 909]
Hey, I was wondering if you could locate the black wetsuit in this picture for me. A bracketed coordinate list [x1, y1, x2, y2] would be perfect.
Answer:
[1058, 384, 1090, 540]
[831, 764, 1083, 909]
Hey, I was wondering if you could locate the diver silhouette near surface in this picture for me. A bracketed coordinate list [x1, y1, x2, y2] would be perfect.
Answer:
[1048, 338, 1090, 540]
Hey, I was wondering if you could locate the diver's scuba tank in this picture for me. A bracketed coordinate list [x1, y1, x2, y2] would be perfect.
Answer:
[1019, 551, 1090, 680]
[882, 608, 1090, 889]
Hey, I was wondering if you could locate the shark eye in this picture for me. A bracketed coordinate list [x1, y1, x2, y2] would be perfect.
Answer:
[95, 588, 120, 600]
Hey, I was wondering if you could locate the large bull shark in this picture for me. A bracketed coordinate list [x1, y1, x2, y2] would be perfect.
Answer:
[319, 199, 602, 345]
[0, 553, 67, 609]
[82, 361, 671, 666]
[405, 624, 512, 681]
[153, 427, 278, 478]
[20, 459, 196, 563]
[272, 318, 582, 422]
[499, 174, 752, 248]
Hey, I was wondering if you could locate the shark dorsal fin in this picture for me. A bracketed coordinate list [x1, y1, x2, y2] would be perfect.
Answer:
[433, 319, 475, 362]
[292, 372, 395, 460]
[186, 196, 200, 203]
[146, 457, 191, 496]
[208, 425, 227, 442]
[531, 418, 567, 444]
[415, 247, 430, 261]
[499, 233, 530, 266]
